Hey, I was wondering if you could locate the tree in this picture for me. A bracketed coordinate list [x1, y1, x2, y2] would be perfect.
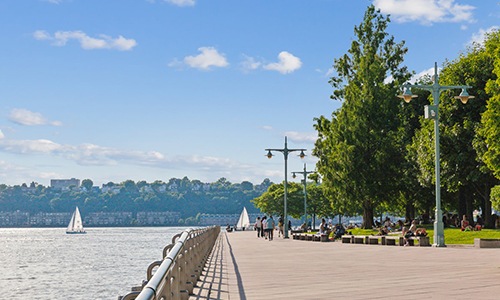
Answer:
[313, 5, 411, 228]
[478, 29, 500, 215]
[408, 30, 500, 227]
[306, 183, 330, 229]
[81, 179, 93, 191]
[251, 182, 304, 218]
[439, 49, 497, 227]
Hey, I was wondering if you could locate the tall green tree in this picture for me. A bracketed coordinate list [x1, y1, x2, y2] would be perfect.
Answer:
[409, 30, 500, 227]
[313, 5, 411, 228]
[478, 29, 500, 215]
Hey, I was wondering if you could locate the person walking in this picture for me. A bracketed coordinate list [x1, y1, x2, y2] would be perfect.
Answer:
[261, 216, 268, 239]
[255, 217, 262, 238]
[266, 215, 276, 241]
[278, 215, 284, 237]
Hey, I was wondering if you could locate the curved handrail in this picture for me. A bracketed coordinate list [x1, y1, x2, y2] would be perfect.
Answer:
[119, 226, 220, 300]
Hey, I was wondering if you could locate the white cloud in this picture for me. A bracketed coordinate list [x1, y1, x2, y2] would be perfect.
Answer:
[263, 51, 302, 74]
[9, 109, 62, 126]
[284, 131, 317, 143]
[33, 30, 137, 51]
[240, 55, 262, 72]
[409, 66, 438, 83]
[0, 137, 237, 172]
[0, 130, 4, 139]
[0, 139, 64, 154]
[374, 0, 475, 25]
[183, 47, 229, 70]
[165, 0, 195, 6]
[469, 26, 500, 46]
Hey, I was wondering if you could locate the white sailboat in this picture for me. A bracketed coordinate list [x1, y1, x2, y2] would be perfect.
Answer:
[66, 206, 86, 234]
[236, 207, 250, 230]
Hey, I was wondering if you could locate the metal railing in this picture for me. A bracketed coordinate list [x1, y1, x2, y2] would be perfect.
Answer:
[119, 226, 220, 300]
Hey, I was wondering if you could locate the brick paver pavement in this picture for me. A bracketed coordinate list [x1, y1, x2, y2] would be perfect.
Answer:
[192, 230, 500, 300]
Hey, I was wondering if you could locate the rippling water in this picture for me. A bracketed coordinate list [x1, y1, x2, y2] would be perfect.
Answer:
[0, 227, 189, 300]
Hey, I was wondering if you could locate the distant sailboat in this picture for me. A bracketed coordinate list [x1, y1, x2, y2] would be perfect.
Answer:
[66, 206, 86, 234]
[236, 207, 250, 230]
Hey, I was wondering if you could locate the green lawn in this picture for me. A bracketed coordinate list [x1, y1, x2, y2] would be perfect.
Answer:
[346, 227, 500, 244]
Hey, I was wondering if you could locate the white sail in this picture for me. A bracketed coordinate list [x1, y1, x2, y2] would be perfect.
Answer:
[236, 207, 250, 230]
[66, 206, 86, 234]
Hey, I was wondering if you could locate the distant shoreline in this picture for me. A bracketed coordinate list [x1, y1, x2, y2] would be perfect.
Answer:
[0, 224, 208, 229]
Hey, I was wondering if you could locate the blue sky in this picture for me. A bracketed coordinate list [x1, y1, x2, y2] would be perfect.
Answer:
[0, 0, 498, 187]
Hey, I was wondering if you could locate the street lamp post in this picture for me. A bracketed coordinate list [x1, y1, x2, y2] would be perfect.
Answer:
[399, 62, 474, 247]
[266, 136, 306, 238]
[292, 163, 314, 229]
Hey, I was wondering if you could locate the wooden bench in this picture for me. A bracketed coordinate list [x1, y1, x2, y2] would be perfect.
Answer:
[341, 235, 372, 244]
[341, 235, 354, 243]
[384, 236, 399, 245]
[397, 236, 430, 246]
[293, 233, 329, 242]
[353, 236, 365, 244]
[319, 234, 329, 242]
[339, 234, 429, 246]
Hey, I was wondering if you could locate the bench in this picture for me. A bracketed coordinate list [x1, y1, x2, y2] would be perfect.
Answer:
[384, 236, 398, 245]
[353, 236, 365, 244]
[474, 238, 500, 248]
[399, 236, 430, 246]
[341, 235, 376, 244]
[293, 233, 330, 242]
[339, 234, 429, 246]
[341, 235, 353, 243]
[319, 234, 329, 242]
[387, 236, 431, 247]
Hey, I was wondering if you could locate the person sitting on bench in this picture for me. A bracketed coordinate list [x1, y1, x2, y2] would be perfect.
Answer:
[461, 215, 473, 231]
[319, 219, 330, 235]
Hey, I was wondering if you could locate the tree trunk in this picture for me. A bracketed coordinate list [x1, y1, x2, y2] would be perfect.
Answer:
[465, 187, 474, 223]
[361, 202, 374, 229]
[405, 201, 414, 222]
[458, 187, 466, 221]
[484, 182, 495, 229]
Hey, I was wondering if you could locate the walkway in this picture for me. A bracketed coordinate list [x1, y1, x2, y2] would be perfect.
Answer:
[191, 230, 500, 300]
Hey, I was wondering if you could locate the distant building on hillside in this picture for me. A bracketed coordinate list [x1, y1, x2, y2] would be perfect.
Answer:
[85, 212, 133, 226]
[29, 212, 71, 226]
[50, 178, 80, 190]
[136, 211, 180, 226]
[0, 211, 30, 227]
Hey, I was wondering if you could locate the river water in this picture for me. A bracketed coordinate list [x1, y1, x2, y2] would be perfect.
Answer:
[0, 227, 190, 300]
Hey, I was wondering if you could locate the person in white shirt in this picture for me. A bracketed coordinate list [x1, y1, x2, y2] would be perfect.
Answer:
[255, 217, 262, 238]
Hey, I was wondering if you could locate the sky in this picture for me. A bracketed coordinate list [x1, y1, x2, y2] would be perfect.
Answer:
[0, 0, 499, 187]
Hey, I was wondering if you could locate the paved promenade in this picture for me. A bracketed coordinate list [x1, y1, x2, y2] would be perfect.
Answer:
[191, 230, 500, 300]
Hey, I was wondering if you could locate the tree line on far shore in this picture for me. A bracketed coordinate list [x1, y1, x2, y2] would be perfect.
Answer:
[0, 177, 271, 220]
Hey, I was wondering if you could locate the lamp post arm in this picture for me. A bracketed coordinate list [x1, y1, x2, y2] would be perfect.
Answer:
[403, 83, 472, 93]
